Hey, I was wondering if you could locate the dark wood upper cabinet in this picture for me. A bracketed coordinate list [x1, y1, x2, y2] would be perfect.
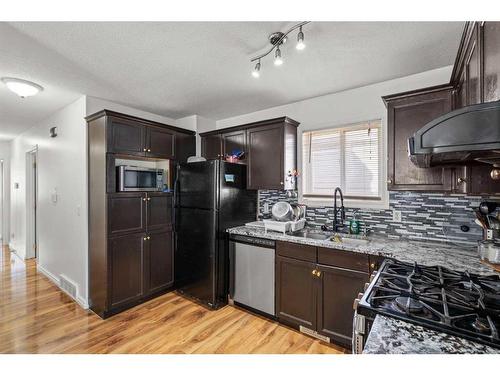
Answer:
[222, 130, 246, 162]
[465, 25, 481, 106]
[109, 232, 145, 309]
[316, 264, 369, 347]
[200, 117, 299, 190]
[384, 86, 455, 192]
[482, 22, 500, 103]
[147, 127, 175, 159]
[146, 192, 172, 231]
[247, 123, 284, 189]
[146, 229, 174, 295]
[201, 133, 222, 160]
[108, 193, 146, 236]
[107, 116, 146, 156]
[276, 255, 317, 331]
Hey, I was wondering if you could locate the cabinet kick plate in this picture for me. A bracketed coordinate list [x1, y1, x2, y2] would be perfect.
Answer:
[299, 326, 331, 343]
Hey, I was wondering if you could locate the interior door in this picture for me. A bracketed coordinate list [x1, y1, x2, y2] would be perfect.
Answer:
[316, 264, 369, 347]
[147, 229, 174, 295]
[275, 255, 317, 331]
[109, 232, 145, 308]
[147, 126, 175, 159]
[107, 116, 146, 156]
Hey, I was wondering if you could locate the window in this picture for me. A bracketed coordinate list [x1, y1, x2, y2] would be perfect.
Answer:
[302, 120, 381, 202]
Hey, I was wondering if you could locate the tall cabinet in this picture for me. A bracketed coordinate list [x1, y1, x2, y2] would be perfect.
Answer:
[87, 110, 195, 318]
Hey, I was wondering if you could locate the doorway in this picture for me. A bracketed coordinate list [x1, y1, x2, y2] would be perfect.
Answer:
[26, 148, 38, 259]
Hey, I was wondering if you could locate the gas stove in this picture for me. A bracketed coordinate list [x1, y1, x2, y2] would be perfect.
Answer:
[353, 259, 500, 352]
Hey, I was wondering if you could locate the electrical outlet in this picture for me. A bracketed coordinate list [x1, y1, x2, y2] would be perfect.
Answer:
[263, 203, 270, 214]
[392, 210, 402, 222]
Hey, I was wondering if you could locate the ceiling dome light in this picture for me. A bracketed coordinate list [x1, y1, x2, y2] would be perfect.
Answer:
[252, 60, 261, 78]
[296, 26, 305, 50]
[1, 77, 43, 98]
[274, 47, 283, 66]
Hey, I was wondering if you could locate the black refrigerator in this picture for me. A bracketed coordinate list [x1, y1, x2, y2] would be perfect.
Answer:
[173, 160, 257, 309]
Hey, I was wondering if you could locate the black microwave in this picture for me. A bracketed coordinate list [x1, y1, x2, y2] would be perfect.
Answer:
[117, 165, 164, 192]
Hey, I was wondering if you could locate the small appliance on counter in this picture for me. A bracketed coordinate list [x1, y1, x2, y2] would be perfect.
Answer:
[353, 259, 500, 353]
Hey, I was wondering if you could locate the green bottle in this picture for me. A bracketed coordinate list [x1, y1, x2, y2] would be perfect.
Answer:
[349, 212, 360, 235]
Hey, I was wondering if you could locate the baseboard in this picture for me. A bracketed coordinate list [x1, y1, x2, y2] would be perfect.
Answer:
[36, 263, 89, 310]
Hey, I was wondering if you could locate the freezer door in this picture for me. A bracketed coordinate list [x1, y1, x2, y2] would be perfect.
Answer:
[175, 207, 217, 306]
[177, 161, 218, 210]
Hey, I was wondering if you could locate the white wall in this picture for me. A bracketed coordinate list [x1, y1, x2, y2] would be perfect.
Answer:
[10, 96, 88, 307]
[0, 141, 11, 244]
[216, 66, 454, 207]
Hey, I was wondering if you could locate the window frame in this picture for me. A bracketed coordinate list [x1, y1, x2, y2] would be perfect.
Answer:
[299, 119, 388, 209]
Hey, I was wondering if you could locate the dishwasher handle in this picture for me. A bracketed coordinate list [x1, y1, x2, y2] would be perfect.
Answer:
[228, 234, 275, 249]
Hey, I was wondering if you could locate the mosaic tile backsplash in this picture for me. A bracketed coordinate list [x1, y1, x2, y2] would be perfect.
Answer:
[258, 190, 500, 245]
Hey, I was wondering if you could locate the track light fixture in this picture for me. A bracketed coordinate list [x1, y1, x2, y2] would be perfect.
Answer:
[250, 22, 310, 78]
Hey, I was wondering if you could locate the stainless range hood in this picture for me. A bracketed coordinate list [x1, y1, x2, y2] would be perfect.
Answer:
[408, 100, 500, 168]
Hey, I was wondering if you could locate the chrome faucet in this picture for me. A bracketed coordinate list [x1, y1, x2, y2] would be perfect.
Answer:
[333, 187, 345, 232]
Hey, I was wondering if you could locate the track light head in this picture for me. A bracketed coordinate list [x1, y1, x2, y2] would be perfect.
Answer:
[252, 61, 261, 78]
[296, 27, 305, 50]
[274, 47, 283, 66]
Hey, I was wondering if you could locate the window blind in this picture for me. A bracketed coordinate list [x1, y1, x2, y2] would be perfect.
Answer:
[302, 121, 380, 199]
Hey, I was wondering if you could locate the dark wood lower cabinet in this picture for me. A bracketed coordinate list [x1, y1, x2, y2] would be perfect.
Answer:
[147, 229, 174, 294]
[276, 256, 317, 331]
[109, 232, 145, 309]
[275, 242, 372, 349]
[316, 265, 369, 346]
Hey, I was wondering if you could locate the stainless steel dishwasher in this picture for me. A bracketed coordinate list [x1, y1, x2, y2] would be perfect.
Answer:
[228, 234, 275, 317]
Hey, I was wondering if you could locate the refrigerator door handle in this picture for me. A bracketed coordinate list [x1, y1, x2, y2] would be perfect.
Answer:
[173, 165, 180, 233]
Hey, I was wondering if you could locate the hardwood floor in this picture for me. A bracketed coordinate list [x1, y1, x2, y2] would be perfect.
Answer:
[0, 245, 345, 354]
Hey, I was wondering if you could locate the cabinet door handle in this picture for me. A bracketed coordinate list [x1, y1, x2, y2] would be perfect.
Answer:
[142, 198, 146, 201]
[147, 197, 151, 201]
[457, 177, 466, 184]
[316, 271, 321, 277]
[147, 149, 151, 152]
[147, 236, 150, 240]
[280, 182, 284, 185]
[312, 270, 317, 276]
[143, 148, 147, 152]
[143, 237, 147, 241]
[387, 178, 393, 184]
[370, 263, 375, 269]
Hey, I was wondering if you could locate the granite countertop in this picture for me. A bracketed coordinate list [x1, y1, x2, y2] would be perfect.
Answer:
[362, 314, 500, 354]
[226, 226, 498, 275]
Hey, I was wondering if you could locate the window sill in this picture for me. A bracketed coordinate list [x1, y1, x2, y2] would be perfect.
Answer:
[299, 196, 389, 210]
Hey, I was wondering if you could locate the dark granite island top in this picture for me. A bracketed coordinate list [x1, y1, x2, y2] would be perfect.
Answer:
[227, 226, 498, 275]
[363, 315, 500, 354]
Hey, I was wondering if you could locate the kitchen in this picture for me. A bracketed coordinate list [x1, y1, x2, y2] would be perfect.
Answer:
[0, 5, 499, 373]
[85, 20, 500, 353]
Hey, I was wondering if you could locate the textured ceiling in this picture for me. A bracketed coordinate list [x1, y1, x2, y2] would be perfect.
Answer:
[0, 21, 463, 139]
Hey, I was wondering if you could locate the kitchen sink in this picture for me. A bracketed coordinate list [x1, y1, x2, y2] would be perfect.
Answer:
[332, 237, 369, 246]
[289, 231, 331, 240]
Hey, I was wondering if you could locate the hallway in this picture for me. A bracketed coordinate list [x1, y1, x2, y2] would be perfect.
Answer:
[0, 246, 344, 354]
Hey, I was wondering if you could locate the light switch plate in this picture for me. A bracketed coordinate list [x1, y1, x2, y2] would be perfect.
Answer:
[392, 210, 402, 222]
